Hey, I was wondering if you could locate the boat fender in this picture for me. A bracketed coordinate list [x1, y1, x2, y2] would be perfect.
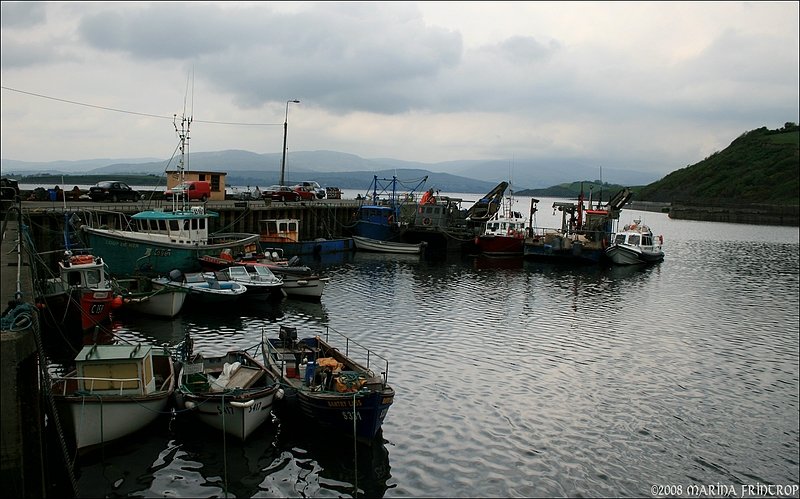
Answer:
[185, 400, 196, 410]
[658, 235, 664, 245]
[297, 280, 308, 286]
[275, 388, 284, 400]
[230, 400, 255, 408]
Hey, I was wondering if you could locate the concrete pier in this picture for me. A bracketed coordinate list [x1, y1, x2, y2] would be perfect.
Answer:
[0, 203, 47, 498]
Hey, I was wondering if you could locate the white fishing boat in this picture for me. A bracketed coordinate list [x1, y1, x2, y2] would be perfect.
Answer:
[175, 339, 282, 441]
[114, 275, 188, 318]
[152, 270, 247, 305]
[353, 235, 426, 254]
[205, 265, 285, 300]
[605, 218, 665, 265]
[51, 343, 176, 451]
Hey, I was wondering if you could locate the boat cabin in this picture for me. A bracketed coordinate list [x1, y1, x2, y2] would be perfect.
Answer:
[74, 344, 156, 395]
[259, 219, 300, 243]
[414, 197, 466, 229]
[131, 207, 218, 245]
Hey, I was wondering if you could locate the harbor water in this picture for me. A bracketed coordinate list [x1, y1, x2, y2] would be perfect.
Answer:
[45, 197, 799, 498]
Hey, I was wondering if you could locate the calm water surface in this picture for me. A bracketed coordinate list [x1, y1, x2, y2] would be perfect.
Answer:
[50, 198, 799, 498]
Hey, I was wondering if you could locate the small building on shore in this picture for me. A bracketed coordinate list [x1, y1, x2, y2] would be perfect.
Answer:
[166, 170, 227, 201]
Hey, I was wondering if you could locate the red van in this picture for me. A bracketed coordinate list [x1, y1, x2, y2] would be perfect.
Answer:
[164, 181, 211, 201]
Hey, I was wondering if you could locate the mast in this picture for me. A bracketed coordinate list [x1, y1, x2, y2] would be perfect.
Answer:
[173, 112, 192, 211]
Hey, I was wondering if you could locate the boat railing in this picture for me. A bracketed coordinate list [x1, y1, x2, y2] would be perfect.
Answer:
[53, 375, 142, 395]
[321, 326, 390, 386]
[77, 208, 137, 232]
[207, 232, 260, 245]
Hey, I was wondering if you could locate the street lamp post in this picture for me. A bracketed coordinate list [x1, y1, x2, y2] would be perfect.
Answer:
[280, 99, 300, 186]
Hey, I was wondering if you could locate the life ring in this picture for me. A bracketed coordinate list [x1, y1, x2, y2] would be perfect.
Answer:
[70, 255, 94, 265]
[387, 214, 394, 225]
[507, 228, 514, 236]
[423, 217, 432, 226]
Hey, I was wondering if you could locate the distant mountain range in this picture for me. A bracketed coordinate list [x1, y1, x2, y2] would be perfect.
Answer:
[1, 150, 662, 193]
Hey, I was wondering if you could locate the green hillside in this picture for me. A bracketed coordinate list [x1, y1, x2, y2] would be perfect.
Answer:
[637, 123, 799, 205]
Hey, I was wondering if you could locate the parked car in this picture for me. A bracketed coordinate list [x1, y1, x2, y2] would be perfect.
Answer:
[264, 185, 301, 202]
[88, 181, 141, 202]
[164, 180, 211, 202]
[294, 181, 325, 199]
[325, 187, 342, 200]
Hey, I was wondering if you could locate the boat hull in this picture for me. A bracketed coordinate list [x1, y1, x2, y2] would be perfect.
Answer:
[39, 288, 114, 333]
[59, 395, 169, 449]
[353, 235, 425, 254]
[82, 226, 258, 275]
[258, 238, 355, 257]
[278, 274, 328, 300]
[605, 244, 664, 265]
[177, 390, 278, 440]
[524, 235, 605, 264]
[117, 277, 188, 318]
[475, 234, 523, 256]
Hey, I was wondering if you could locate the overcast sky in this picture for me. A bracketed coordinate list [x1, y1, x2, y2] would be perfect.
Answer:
[1, 1, 798, 177]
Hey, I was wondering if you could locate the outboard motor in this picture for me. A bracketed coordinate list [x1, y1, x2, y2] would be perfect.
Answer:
[279, 326, 297, 348]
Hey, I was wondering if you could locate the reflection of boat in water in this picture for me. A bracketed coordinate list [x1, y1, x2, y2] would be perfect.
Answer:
[472, 254, 524, 270]
[279, 423, 392, 498]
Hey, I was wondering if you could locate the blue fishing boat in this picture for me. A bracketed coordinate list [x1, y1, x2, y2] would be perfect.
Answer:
[261, 325, 394, 443]
[258, 218, 354, 257]
[351, 175, 428, 241]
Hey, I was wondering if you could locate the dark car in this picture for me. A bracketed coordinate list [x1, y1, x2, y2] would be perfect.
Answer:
[88, 181, 141, 202]
[264, 185, 301, 202]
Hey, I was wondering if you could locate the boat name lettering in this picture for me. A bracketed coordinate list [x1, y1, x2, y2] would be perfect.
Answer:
[217, 405, 234, 415]
[151, 248, 172, 257]
[248, 402, 262, 413]
[327, 399, 363, 408]
[90, 304, 105, 315]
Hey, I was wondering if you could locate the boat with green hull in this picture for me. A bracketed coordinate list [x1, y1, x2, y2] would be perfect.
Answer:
[78, 114, 259, 276]
[80, 207, 258, 276]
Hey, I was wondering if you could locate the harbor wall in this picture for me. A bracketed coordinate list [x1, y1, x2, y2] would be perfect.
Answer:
[0, 211, 48, 498]
[668, 203, 799, 226]
[16, 199, 363, 259]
